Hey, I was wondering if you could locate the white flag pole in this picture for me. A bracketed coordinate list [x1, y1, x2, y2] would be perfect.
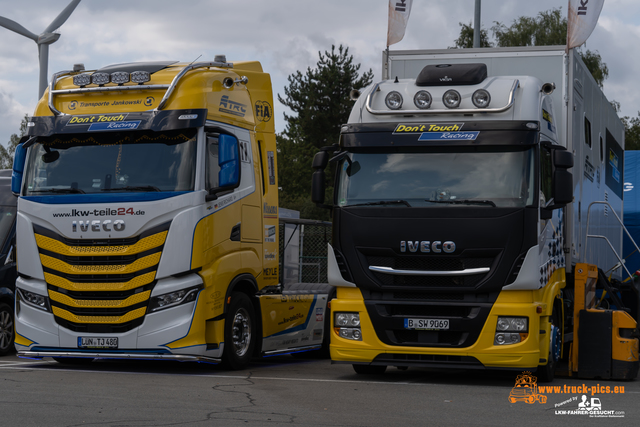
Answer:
[567, 0, 605, 51]
[386, 0, 413, 79]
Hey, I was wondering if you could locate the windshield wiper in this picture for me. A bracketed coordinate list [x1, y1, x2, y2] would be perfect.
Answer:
[102, 185, 161, 192]
[425, 199, 496, 207]
[30, 188, 86, 194]
[349, 200, 412, 207]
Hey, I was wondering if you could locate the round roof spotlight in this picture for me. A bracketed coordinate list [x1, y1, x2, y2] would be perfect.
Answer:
[442, 90, 461, 109]
[385, 91, 403, 110]
[413, 90, 432, 109]
[472, 89, 491, 108]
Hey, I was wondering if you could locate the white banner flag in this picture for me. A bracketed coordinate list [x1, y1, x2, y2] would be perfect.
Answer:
[567, 0, 605, 50]
[387, 0, 413, 47]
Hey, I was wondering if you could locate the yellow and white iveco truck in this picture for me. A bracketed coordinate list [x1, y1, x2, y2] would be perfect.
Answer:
[312, 46, 639, 381]
[11, 58, 329, 369]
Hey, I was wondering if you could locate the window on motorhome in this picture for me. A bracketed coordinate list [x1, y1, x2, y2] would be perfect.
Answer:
[584, 116, 592, 148]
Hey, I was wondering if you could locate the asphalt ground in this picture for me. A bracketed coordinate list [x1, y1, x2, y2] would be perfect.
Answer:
[0, 352, 638, 426]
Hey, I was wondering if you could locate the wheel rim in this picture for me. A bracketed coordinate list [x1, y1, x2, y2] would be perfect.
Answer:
[0, 310, 13, 351]
[231, 308, 251, 357]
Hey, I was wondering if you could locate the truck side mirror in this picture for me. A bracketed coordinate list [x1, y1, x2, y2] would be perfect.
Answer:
[218, 134, 240, 188]
[11, 143, 27, 195]
[311, 170, 326, 204]
[551, 149, 573, 207]
[311, 151, 330, 208]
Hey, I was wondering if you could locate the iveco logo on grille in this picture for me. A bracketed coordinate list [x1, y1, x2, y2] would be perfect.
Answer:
[400, 241, 456, 254]
[72, 220, 125, 232]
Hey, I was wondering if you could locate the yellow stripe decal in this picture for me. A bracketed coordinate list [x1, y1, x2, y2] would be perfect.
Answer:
[35, 231, 168, 256]
[44, 271, 156, 292]
[48, 290, 151, 308]
[40, 252, 161, 275]
[52, 306, 146, 324]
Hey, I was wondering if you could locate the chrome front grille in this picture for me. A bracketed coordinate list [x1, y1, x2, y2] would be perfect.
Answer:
[33, 222, 170, 333]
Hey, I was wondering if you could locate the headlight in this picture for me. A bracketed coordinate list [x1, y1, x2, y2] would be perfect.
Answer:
[494, 316, 528, 345]
[334, 312, 362, 341]
[472, 89, 491, 108]
[385, 91, 403, 110]
[442, 90, 461, 109]
[413, 90, 432, 109]
[335, 312, 360, 327]
[17, 288, 51, 312]
[148, 286, 201, 312]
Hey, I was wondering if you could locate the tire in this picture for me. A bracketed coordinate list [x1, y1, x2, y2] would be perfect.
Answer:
[0, 303, 15, 356]
[52, 357, 94, 365]
[222, 292, 256, 370]
[352, 364, 387, 375]
[537, 304, 561, 383]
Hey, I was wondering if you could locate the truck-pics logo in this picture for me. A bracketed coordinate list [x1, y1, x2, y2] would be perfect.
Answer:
[72, 219, 125, 233]
[508, 372, 547, 404]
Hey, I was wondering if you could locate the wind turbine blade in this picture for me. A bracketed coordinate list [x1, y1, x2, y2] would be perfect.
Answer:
[44, 0, 81, 33]
[0, 16, 38, 41]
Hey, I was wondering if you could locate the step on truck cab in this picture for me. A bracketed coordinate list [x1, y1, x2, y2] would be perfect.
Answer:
[312, 46, 639, 380]
[12, 58, 329, 368]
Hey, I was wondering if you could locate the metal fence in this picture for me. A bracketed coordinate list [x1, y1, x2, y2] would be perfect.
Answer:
[279, 218, 332, 285]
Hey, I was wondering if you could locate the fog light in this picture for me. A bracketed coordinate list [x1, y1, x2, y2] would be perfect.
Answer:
[494, 332, 522, 345]
[413, 90, 432, 109]
[385, 91, 403, 110]
[337, 327, 363, 341]
[442, 90, 461, 108]
[472, 89, 491, 108]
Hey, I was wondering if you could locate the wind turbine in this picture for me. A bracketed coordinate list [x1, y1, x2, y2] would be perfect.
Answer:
[0, 0, 81, 99]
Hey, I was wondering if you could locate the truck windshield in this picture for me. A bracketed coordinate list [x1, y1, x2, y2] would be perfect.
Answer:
[22, 129, 197, 195]
[336, 147, 535, 208]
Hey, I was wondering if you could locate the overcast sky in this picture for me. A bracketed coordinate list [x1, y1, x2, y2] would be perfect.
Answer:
[0, 0, 638, 148]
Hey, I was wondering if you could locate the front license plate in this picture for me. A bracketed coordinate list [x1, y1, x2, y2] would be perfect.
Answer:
[78, 337, 118, 349]
[404, 318, 449, 330]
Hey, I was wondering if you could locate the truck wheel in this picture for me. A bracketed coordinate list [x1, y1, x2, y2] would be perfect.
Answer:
[0, 303, 15, 356]
[352, 364, 387, 375]
[537, 306, 561, 383]
[222, 292, 255, 370]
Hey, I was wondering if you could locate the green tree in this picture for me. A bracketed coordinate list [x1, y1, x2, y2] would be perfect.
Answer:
[623, 113, 640, 150]
[451, 22, 493, 48]
[491, 8, 567, 47]
[0, 114, 28, 169]
[277, 45, 373, 219]
[452, 8, 609, 88]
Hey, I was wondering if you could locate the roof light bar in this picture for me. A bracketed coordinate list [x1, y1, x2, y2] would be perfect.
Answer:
[131, 71, 151, 84]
